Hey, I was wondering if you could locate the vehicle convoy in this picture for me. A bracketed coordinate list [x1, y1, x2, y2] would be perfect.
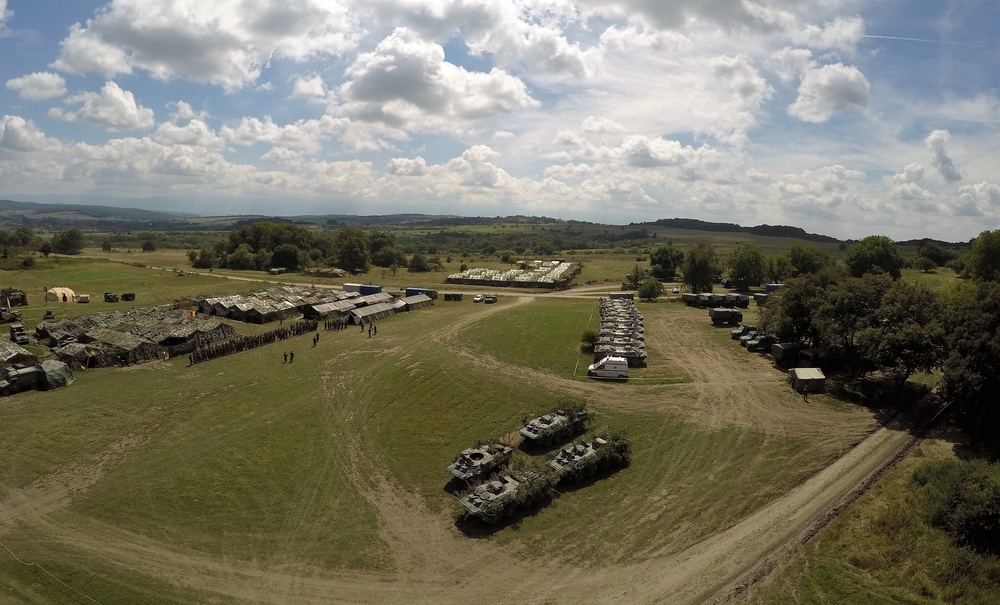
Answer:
[447, 442, 513, 482]
[519, 408, 589, 447]
[458, 469, 557, 524]
[0, 366, 41, 396]
[587, 355, 628, 379]
[709, 307, 743, 327]
[547, 432, 631, 483]
[9, 322, 29, 345]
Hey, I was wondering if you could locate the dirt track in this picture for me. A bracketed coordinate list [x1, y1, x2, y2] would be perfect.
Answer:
[0, 296, 925, 604]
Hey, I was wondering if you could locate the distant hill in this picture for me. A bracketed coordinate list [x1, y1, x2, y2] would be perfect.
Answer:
[645, 218, 842, 244]
[0, 198, 196, 221]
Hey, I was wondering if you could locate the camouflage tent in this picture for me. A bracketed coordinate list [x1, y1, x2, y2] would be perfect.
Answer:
[400, 294, 433, 312]
[38, 360, 74, 390]
[0, 340, 38, 369]
[349, 302, 396, 325]
[80, 327, 165, 366]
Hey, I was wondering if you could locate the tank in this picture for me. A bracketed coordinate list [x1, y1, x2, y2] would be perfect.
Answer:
[546, 433, 631, 483]
[458, 469, 557, 524]
[519, 409, 589, 447]
[447, 442, 513, 481]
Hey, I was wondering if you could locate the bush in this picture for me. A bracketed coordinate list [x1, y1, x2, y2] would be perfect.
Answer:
[914, 459, 1000, 555]
[581, 329, 598, 352]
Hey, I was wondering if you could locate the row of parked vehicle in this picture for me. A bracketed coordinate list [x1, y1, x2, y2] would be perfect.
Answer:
[104, 292, 136, 303]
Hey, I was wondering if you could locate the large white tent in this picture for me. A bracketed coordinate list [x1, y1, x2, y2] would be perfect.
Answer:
[45, 287, 77, 302]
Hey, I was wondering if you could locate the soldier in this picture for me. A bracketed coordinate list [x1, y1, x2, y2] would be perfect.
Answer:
[289, 351, 294, 363]
[283, 352, 288, 363]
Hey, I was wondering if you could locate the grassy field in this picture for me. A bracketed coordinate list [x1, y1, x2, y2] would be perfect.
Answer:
[744, 435, 1000, 605]
[0, 256, 876, 603]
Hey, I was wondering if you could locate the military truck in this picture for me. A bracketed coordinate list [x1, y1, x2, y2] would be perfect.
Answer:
[0, 366, 41, 396]
[731, 324, 756, 340]
[547, 432, 631, 483]
[9, 323, 28, 345]
[458, 469, 557, 524]
[747, 334, 777, 353]
[104, 292, 120, 303]
[121, 292, 136, 301]
[709, 308, 743, 327]
[520, 408, 589, 447]
[447, 442, 513, 482]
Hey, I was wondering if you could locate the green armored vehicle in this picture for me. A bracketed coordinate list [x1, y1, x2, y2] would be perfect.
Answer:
[458, 469, 557, 524]
[447, 442, 513, 482]
[547, 432, 631, 483]
[709, 308, 743, 327]
[519, 408, 589, 447]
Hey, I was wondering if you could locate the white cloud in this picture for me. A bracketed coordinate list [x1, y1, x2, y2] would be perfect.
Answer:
[925, 129, 962, 182]
[291, 75, 329, 103]
[578, 0, 796, 34]
[950, 182, 1000, 217]
[364, 0, 600, 79]
[167, 101, 207, 121]
[49, 82, 154, 131]
[0, 115, 60, 153]
[50, 0, 361, 91]
[768, 47, 813, 84]
[795, 16, 864, 54]
[0, 0, 10, 28]
[581, 116, 623, 134]
[260, 146, 301, 165]
[387, 156, 428, 176]
[892, 163, 926, 186]
[338, 28, 537, 130]
[788, 63, 869, 123]
[6, 72, 67, 100]
[154, 119, 223, 149]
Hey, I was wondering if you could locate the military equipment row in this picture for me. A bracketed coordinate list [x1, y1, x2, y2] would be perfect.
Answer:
[596, 297, 646, 366]
[682, 292, 750, 308]
[457, 432, 631, 525]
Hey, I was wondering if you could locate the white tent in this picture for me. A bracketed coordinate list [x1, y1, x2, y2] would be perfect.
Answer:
[45, 287, 77, 302]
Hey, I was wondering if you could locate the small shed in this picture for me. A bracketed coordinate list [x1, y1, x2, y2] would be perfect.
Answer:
[45, 287, 77, 303]
[789, 367, 826, 393]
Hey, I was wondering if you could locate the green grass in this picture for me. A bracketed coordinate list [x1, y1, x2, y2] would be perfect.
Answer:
[0, 258, 865, 599]
[749, 440, 1000, 605]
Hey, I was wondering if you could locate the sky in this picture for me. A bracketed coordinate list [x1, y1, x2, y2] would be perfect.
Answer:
[1, 0, 999, 241]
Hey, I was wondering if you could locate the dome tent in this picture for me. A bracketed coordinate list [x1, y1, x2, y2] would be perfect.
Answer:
[45, 287, 77, 302]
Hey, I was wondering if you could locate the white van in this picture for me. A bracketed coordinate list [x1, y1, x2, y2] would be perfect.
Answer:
[587, 356, 628, 380]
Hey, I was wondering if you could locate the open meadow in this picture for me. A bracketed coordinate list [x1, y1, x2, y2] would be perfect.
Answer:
[0, 256, 889, 604]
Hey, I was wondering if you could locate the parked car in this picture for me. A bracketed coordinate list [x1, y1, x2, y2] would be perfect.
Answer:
[587, 355, 628, 380]
[104, 292, 120, 303]
[473, 294, 484, 303]
[671, 287, 680, 294]
[121, 292, 136, 301]
[484, 295, 498, 304]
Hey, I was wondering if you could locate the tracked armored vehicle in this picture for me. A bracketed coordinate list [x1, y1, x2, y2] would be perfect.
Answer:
[458, 469, 557, 524]
[447, 442, 513, 482]
[520, 409, 589, 447]
[547, 432, 631, 483]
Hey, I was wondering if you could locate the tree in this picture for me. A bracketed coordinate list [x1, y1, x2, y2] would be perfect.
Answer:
[858, 281, 945, 388]
[765, 254, 794, 283]
[101, 239, 113, 252]
[843, 235, 904, 279]
[638, 277, 664, 302]
[226, 243, 256, 270]
[334, 228, 370, 274]
[271, 243, 302, 271]
[50, 229, 85, 255]
[761, 269, 841, 344]
[939, 281, 1000, 436]
[141, 239, 157, 252]
[39, 242, 52, 257]
[682, 243, 718, 294]
[788, 244, 830, 276]
[581, 329, 599, 352]
[968, 229, 1000, 282]
[814, 273, 892, 373]
[649, 245, 684, 279]
[408, 252, 430, 272]
[917, 241, 954, 267]
[914, 256, 936, 273]
[727, 242, 765, 290]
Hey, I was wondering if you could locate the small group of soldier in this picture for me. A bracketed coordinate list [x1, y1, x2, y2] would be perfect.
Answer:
[189, 319, 318, 365]
[323, 317, 349, 331]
